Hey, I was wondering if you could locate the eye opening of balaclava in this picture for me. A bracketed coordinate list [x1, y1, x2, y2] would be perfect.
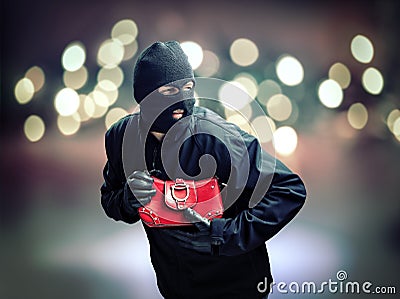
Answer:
[139, 78, 196, 133]
[133, 41, 196, 133]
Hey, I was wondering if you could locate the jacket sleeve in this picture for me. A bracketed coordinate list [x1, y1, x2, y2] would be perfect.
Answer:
[100, 119, 141, 224]
[210, 135, 307, 256]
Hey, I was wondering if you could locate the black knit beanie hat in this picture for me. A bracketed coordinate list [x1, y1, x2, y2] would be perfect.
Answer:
[133, 41, 194, 103]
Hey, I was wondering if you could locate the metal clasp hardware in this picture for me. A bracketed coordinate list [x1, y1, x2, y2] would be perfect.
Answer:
[171, 179, 189, 203]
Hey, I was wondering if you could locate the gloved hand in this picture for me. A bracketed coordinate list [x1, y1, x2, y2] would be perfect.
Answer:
[127, 170, 156, 205]
[183, 207, 211, 231]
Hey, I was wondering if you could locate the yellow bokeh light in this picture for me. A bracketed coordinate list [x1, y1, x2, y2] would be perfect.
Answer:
[98, 80, 118, 92]
[224, 102, 253, 121]
[229, 38, 259, 67]
[98, 66, 124, 88]
[393, 117, 400, 141]
[266, 94, 292, 121]
[15, 78, 35, 104]
[386, 109, 400, 133]
[195, 50, 220, 77]
[76, 94, 91, 122]
[257, 80, 282, 105]
[57, 113, 81, 136]
[226, 113, 253, 135]
[54, 88, 80, 116]
[273, 126, 298, 156]
[362, 67, 384, 95]
[276, 55, 304, 86]
[84, 94, 96, 118]
[219, 81, 252, 110]
[105, 107, 129, 129]
[24, 115, 45, 142]
[347, 102, 368, 130]
[94, 82, 119, 106]
[351, 35, 374, 64]
[25, 66, 45, 92]
[92, 90, 110, 107]
[233, 73, 258, 99]
[251, 116, 276, 143]
[97, 39, 125, 69]
[89, 91, 109, 119]
[63, 66, 88, 90]
[180, 41, 204, 70]
[318, 79, 343, 108]
[123, 40, 139, 61]
[111, 19, 138, 45]
[226, 113, 248, 126]
[329, 62, 351, 89]
[62, 42, 86, 72]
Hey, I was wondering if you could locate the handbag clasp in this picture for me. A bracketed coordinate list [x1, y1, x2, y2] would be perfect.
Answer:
[171, 179, 190, 209]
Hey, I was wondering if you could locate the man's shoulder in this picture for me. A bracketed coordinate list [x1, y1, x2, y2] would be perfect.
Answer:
[105, 112, 139, 138]
[193, 106, 243, 136]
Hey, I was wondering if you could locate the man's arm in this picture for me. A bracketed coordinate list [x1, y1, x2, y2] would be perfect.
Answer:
[100, 117, 141, 224]
[210, 136, 307, 256]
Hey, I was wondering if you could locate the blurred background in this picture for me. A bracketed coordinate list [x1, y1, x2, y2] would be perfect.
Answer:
[1, 0, 399, 298]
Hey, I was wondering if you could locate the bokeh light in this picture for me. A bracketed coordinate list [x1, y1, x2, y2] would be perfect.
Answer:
[98, 66, 124, 88]
[224, 101, 253, 121]
[233, 73, 258, 99]
[251, 115, 276, 143]
[89, 91, 109, 119]
[386, 109, 400, 133]
[180, 41, 204, 70]
[97, 39, 125, 69]
[393, 117, 400, 141]
[25, 66, 45, 92]
[23, 115, 45, 142]
[329, 62, 351, 89]
[351, 34, 374, 64]
[195, 50, 220, 77]
[111, 19, 138, 45]
[54, 88, 80, 116]
[229, 38, 259, 67]
[362, 67, 384, 95]
[273, 126, 298, 156]
[14, 78, 35, 104]
[63, 66, 88, 90]
[226, 112, 254, 135]
[276, 55, 304, 86]
[123, 40, 139, 61]
[57, 113, 81, 136]
[94, 81, 119, 107]
[347, 102, 368, 130]
[266, 94, 293, 121]
[318, 79, 343, 108]
[83, 94, 96, 118]
[257, 80, 282, 105]
[219, 81, 252, 110]
[62, 42, 86, 72]
[105, 107, 129, 129]
[76, 95, 91, 122]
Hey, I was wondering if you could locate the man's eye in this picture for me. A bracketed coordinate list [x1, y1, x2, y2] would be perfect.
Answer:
[183, 85, 193, 91]
[159, 87, 179, 95]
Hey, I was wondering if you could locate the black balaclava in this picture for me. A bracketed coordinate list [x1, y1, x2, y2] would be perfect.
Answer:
[133, 41, 195, 133]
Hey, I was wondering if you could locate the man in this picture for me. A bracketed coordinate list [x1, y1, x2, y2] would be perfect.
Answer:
[101, 40, 306, 299]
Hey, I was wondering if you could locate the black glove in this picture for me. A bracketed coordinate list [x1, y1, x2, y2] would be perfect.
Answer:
[183, 207, 211, 231]
[127, 170, 156, 206]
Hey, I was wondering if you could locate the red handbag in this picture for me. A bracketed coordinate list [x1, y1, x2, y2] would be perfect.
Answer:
[138, 177, 224, 227]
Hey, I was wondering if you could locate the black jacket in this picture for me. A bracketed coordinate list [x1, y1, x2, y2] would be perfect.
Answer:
[101, 107, 306, 299]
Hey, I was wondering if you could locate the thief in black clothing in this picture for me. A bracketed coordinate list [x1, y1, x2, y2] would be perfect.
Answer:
[100, 41, 307, 299]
